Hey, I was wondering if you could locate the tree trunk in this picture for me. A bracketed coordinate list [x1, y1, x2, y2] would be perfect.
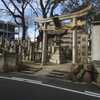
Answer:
[22, 17, 26, 40]
[22, 6, 26, 40]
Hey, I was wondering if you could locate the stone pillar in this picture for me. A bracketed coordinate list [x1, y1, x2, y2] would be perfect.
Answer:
[41, 23, 47, 65]
[72, 17, 77, 64]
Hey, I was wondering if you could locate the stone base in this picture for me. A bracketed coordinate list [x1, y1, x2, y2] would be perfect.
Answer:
[92, 60, 100, 84]
[50, 55, 61, 64]
[0, 52, 17, 72]
[4, 52, 17, 72]
[92, 60, 100, 73]
[50, 47, 66, 64]
[96, 73, 100, 84]
[0, 54, 4, 72]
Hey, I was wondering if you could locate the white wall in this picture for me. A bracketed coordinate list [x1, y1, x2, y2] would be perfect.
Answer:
[92, 25, 100, 61]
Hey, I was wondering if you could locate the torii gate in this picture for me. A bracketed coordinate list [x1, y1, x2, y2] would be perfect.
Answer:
[36, 4, 92, 65]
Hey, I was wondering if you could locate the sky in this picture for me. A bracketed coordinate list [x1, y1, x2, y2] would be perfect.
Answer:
[0, 1, 36, 40]
[0, 0, 62, 41]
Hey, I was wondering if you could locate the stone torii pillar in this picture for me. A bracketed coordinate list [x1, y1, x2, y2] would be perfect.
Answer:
[72, 17, 78, 64]
[41, 23, 47, 65]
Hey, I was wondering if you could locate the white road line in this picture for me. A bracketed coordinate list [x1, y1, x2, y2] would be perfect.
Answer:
[11, 77, 42, 84]
[85, 91, 100, 97]
[0, 76, 100, 98]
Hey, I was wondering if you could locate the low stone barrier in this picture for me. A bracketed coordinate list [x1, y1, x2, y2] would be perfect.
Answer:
[92, 61, 100, 84]
[0, 54, 4, 72]
[0, 52, 17, 72]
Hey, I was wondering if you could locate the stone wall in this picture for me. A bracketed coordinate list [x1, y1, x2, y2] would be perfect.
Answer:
[0, 54, 4, 72]
[92, 25, 100, 61]
[0, 52, 17, 72]
[92, 22, 100, 84]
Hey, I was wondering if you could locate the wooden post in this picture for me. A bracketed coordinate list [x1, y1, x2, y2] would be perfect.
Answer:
[72, 17, 77, 64]
[41, 23, 47, 65]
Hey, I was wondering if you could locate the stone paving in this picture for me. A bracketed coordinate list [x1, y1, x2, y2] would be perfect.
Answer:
[24, 63, 75, 76]
[21, 62, 100, 88]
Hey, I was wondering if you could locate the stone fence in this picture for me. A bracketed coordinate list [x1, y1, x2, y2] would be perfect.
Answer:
[0, 39, 42, 72]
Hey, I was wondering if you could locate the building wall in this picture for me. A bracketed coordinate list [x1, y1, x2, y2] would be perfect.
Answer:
[92, 25, 100, 61]
[0, 21, 17, 40]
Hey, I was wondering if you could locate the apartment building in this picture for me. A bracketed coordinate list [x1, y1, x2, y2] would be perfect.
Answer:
[0, 20, 18, 40]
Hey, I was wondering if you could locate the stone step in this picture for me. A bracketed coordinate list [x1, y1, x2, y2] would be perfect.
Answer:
[21, 71, 34, 74]
[25, 67, 42, 72]
[47, 74, 65, 79]
[93, 64, 100, 67]
[47, 70, 69, 79]
[50, 71, 65, 76]
[93, 61, 100, 65]
[52, 70, 69, 74]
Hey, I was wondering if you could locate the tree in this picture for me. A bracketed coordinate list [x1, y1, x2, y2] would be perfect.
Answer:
[1, 0, 33, 40]
[1, 0, 66, 39]
[31, 0, 65, 18]
[61, 0, 90, 13]
[91, 0, 100, 10]
[62, 0, 100, 14]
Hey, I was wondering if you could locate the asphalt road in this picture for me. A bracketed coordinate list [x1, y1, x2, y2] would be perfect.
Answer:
[0, 73, 100, 100]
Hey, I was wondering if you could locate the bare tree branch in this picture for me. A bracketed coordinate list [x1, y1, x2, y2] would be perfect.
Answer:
[10, 0, 22, 15]
[1, 0, 32, 40]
